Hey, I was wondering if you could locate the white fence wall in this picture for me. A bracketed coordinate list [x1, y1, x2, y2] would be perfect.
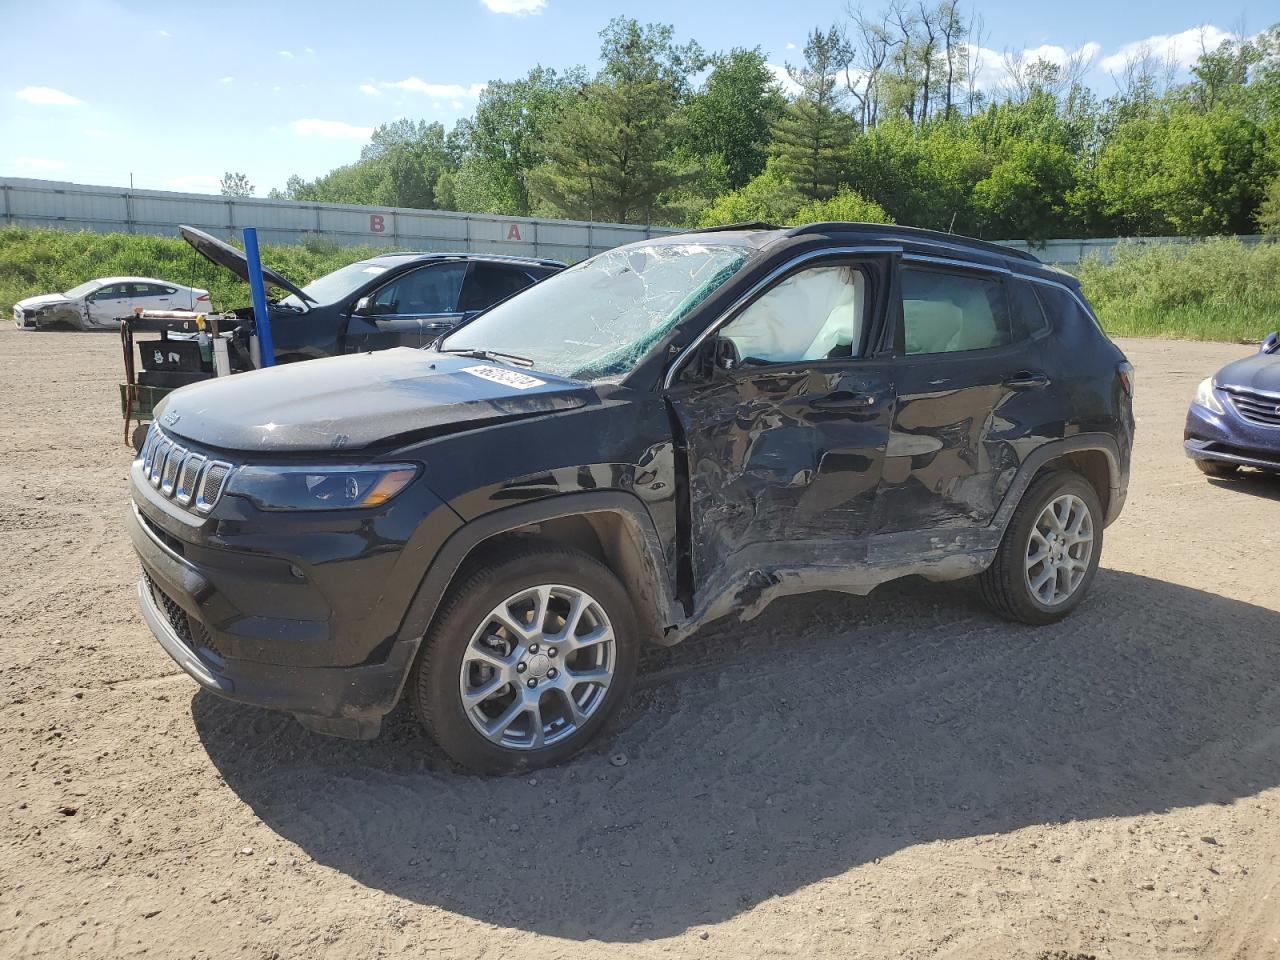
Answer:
[0, 177, 679, 263]
[0, 177, 1270, 266]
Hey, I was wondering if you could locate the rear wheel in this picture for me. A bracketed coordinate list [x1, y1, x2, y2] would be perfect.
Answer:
[1195, 459, 1238, 478]
[979, 471, 1103, 625]
[410, 544, 639, 774]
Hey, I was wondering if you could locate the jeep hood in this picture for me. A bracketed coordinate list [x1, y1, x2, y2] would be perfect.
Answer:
[154, 348, 594, 452]
[179, 224, 315, 303]
[1216, 351, 1280, 395]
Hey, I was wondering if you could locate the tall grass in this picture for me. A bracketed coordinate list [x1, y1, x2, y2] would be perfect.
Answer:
[1077, 238, 1280, 342]
[0, 227, 380, 316]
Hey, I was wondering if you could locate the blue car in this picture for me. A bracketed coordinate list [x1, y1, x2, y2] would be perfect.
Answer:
[1185, 331, 1280, 477]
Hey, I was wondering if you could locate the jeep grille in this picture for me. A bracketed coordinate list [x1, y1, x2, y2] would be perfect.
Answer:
[138, 425, 232, 514]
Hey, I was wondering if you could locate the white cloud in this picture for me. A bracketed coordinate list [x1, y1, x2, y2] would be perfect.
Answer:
[291, 118, 374, 140]
[14, 156, 69, 173]
[157, 29, 171, 38]
[166, 174, 222, 193]
[304, 47, 315, 55]
[765, 63, 801, 97]
[15, 85, 82, 106]
[359, 83, 380, 96]
[785, 41, 797, 51]
[962, 41, 1100, 91]
[218, 75, 234, 84]
[480, 0, 546, 14]
[1099, 25, 1236, 74]
[1021, 41, 1101, 67]
[382, 77, 486, 98]
[278, 50, 294, 59]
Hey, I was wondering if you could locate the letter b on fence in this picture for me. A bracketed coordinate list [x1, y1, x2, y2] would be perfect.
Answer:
[369, 214, 385, 233]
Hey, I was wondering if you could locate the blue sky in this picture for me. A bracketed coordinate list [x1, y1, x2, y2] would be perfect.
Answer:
[1, 0, 1270, 196]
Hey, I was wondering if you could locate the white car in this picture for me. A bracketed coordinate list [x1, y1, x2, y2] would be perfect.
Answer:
[12, 277, 212, 331]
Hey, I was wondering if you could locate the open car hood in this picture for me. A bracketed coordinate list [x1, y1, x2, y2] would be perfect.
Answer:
[178, 225, 315, 303]
[154, 348, 593, 452]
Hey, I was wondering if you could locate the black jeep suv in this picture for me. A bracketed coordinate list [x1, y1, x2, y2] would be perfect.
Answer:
[128, 223, 1134, 773]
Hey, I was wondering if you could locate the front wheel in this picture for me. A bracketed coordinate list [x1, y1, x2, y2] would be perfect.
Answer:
[410, 544, 639, 774]
[978, 471, 1103, 625]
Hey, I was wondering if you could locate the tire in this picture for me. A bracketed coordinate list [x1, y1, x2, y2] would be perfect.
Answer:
[130, 422, 150, 453]
[978, 470, 1104, 626]
[1195, 459, 1238, 478]
[410, 543, 639, 774]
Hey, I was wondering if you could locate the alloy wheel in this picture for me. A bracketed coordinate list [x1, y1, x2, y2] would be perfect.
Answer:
[457, 584, 615, 750]
[1024, 493, 1095, 606]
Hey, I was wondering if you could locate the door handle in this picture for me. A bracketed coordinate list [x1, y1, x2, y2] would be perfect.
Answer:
[1004, 371, 1049, 389]
[809, 390, 878, 410]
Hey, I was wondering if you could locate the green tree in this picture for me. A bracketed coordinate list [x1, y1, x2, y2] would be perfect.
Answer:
[1260, 174, 1280, 233]
[697, 159, 805, 226]
[972, 140, 1078, 241]
[1092, 106, 1270, 235]
[527, 19, 704, 223]
[768, 27, 857, 200]
[460, 67, 581, 215]
[682, 47, 784, 189]
[219, 172, 254, 197]
[844, 118, 985, 230]
[792, 188, 894, 224]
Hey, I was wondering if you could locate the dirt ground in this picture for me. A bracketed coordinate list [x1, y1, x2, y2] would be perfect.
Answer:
[1, 327, 1278, 960]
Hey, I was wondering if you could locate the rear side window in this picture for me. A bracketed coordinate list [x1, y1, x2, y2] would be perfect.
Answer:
[1032, 282, 1094, 332]
[899, 267, 1010, 355]
[458, 264, 535, 312]
[1009, 278, 1049, 339]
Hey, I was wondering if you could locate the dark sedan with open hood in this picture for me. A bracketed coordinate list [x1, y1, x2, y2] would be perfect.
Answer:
[178, 224, 563, 362]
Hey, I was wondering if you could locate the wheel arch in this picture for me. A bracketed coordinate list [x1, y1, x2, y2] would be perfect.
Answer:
[396, 492, 681, 653]
[991, 434, 1125, 534]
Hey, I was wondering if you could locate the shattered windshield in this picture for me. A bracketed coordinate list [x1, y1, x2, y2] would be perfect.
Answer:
[278, 260, 392, 309]
[439, 242, 749, 381]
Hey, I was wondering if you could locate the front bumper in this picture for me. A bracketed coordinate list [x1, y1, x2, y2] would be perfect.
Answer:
[127, 472, 458, 737]
[1184, 400, 1280, 472]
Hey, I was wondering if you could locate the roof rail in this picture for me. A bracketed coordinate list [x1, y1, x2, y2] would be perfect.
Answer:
[785, 222, 1042, 263]
[692, 221, 780, 233]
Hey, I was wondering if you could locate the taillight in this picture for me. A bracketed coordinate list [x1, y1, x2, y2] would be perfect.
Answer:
[196, 293, 210, 302]
[1117, 361, 1135, 398]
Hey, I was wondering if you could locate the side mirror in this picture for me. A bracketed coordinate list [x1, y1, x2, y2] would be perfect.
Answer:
[1261, 332, 1278, 355]
[353, 295, 374, 317]
[713, 336, 741, 372]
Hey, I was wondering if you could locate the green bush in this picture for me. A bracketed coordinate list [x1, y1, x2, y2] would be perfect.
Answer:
[1077, 237, 1280, 341]
[0, 227, 380, 316]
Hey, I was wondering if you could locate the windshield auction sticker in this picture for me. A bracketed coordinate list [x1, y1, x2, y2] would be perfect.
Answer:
[460, 364, 546, 390]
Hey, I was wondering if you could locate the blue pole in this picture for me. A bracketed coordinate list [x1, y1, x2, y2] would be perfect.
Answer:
[242, 227, 275, 367]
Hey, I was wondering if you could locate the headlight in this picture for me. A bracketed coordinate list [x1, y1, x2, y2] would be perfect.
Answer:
[225, 464, 419, 511]
[1193, 378, 1225, 415]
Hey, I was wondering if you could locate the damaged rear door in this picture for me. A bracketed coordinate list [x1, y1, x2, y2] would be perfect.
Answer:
[666, 253, 896, 595]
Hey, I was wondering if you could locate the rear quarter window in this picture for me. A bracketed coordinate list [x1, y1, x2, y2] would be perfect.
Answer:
[1032, 281, 1100, 335]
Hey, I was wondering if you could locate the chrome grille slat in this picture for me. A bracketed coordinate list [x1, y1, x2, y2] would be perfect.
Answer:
[137, 426, 233, 514]
[1225, 387, 1280, 427]
[160, 445, 186, 495]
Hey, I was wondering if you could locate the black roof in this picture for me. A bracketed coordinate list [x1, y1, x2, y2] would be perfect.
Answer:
[690, 221, 1041, 266]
